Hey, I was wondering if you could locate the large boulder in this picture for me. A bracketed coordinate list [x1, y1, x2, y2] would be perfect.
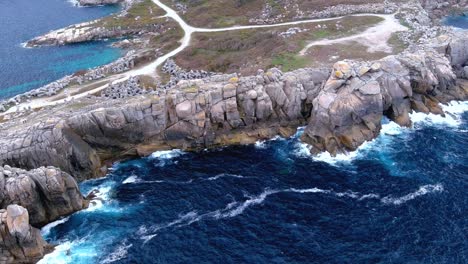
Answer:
[301, 46, 467, 155]
[0, 166, 87, 227]
[0, 205, 51, 264]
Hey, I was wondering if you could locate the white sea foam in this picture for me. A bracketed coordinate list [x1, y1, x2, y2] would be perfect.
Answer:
[150, 149, 185, 159]
[37, 241, 74, 264]
[293, 120, 408, 166]
[254, 140, 267, 149]
[410, 101, 468, 127]
[122, 175, 139, 184]
[41, 217, 70, 237]
[207, 173, 245, 181]
[84, 182, 123, 213]
[381, 184, 444, 205]
[217, 189, 279, 218]
[100, 242, 132, 264]
[140, 183, 444, 243]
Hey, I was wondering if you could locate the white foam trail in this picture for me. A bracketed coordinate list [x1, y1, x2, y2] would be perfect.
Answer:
[140, 183, 445, 242]
[288, 187, 330, 194]
[122, 175, 139, 184]
[100, 242, 132, 264]
[410, 101, 468, 127]
[41, 217, 70, 237]
[381, 184, 444, 205]
[38, 241, 74, 264]
[207, 173, 245, 181]
[217, 189, 279, 218]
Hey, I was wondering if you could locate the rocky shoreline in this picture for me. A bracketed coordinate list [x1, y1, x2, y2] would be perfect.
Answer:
[0, 0, 467, 263]
[1, 31, 466, 180]
[0, 166, 87, 263]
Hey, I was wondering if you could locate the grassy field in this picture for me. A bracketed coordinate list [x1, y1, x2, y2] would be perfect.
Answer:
[174, 15, 385, 74]
[161, 0, 385, 27]
[98, 0, 166, 29]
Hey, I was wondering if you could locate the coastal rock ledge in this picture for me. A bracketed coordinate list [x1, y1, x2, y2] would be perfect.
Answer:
[77, 0, 123, 6]
[0, 33, 467, 182]
[0, 166, 87, 263]
[0, 205, 51, 264]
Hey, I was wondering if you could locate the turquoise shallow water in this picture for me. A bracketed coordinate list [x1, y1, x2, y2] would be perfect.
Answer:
[0, 0, 122, 99]
[444, 15, 468, 29]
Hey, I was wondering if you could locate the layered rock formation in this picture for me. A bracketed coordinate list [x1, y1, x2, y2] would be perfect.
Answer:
[78, 0, 124, 6]
[0, 32, 467, 182]
[0, 166, 87, 227]
[0, 205, 51, 264]
[301, 48, 466, 154]
[26, 20, 163, 47]
[0, 166, 87, 263]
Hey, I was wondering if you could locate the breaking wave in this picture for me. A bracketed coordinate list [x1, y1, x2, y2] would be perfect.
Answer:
[41, 217, 70, 237]
[410, 101, 468, 127]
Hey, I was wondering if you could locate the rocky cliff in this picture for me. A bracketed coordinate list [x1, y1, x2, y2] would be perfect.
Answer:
[0, 32, 466, 182]
[78, 0, 124, 6]
[0, 166, 86, 263]
[0, 166, 87, 227]
[0, 205, 52, 264]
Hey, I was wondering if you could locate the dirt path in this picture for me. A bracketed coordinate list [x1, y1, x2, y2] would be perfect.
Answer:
[3, 0, 406, 115]
[299, 14, 407, 55]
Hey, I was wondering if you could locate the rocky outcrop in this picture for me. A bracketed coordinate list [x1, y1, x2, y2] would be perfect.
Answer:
[0, 166, 87, 227]
[420, 0, 467, 19]
[26, 20, 163, 47]
[78, 0, 123, 6]
[0, 205, 51, 264]
[0, 32, 467, 181]
[0, 68, 329, 181]
[301, 35, 468, 154]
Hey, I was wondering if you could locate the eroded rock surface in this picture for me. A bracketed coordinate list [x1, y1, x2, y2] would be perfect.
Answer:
[301, 46, 467, 154]
[0, 32, 467, 181]
[0, 205, 51, 264]
[0, 166, 87, 227]
[78, 0, 123, 6]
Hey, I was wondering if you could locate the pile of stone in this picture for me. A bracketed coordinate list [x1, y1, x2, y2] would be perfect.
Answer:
[0, 51, 138, 113]
[160, 59, 216, 89]
[101, 76, 147, 99]
[250, 0, 397, 24]
[278, 27, 309, 38]
[77, 0, 124, 6]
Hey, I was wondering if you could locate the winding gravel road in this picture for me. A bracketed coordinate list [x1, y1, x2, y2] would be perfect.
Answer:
[5, 0, 406, 114]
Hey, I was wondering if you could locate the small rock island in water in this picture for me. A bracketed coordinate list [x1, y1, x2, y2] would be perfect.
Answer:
[0, 0, 467, 263]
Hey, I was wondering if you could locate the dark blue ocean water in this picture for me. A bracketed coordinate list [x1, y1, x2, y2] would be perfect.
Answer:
[39, 102, 468, 264]
[0, 0, 122, 99]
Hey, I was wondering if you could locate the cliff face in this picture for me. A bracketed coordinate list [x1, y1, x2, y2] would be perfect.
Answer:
[0, 166, 86, 263]
[302, 48, 466, 154]
[0, 205, 51, 264]
[0, 32, 467, 182]
[0, 166, 87, 227]
[78, 0, 124, 6]
[420, 0, 467, 18]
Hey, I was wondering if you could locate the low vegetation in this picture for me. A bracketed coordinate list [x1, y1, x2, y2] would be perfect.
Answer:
[174, 15, 384, 74]
[98, 0, 166, 29]
[161, 0, 385, 27]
